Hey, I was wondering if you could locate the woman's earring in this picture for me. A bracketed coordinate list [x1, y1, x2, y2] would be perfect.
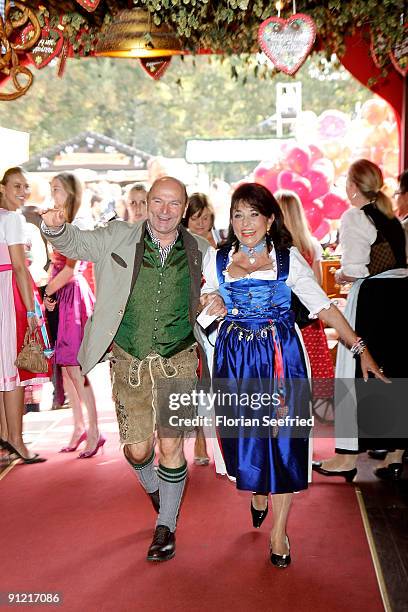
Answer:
[351, 192, 357, 200]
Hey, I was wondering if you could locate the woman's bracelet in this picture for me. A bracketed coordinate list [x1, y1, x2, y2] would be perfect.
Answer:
[26, 311, 36, 318]
[350, 337, 366, 357]
[44, 291, 56, 302]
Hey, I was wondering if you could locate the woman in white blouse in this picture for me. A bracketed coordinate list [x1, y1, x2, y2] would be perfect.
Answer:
[0, 167, 48, 464]
[200, 182, 386, 567]
[313, 159, 408, 482]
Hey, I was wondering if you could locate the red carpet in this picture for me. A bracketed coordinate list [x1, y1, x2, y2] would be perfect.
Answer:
[0, 426, 383, 612]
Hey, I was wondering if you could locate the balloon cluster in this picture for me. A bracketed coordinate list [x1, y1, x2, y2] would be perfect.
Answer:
[254, 143, 348, 240]
[253, 96, 399, 239]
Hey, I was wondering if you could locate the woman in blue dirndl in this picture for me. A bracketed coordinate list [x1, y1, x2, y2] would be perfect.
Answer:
[200, 183, 387, 567]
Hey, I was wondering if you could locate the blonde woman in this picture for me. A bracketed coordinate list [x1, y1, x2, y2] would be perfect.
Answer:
[44, 173, 104, 458]
[276, 190, 334, 413]
[313, 159, 408, 482]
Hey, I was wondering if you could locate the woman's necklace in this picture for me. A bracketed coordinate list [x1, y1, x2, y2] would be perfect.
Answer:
[239, 240, 266, 264]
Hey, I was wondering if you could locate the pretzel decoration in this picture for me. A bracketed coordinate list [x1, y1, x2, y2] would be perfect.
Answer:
[0, 0, 41, 100]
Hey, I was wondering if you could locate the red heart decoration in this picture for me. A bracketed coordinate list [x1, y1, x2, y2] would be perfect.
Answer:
[258, 13, 316, 75]
[139, 56, 172, 80]
[74, 0, 101, 12]
[28, 27, 64, 70]
[389, 25, 407, 76]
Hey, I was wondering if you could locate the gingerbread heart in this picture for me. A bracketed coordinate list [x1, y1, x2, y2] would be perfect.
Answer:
[28, 26, 64, 69]
[389, 26, 407, 76]
[258, 13, 316, 76]
[139, 56, 172, 80]
[74, 0, 101, 12]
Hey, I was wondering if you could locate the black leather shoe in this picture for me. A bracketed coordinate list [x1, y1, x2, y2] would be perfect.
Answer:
[149, 490, 160, 514]
[251, 498, 268, 528]
[312, 461, 357, 483]
[146, 525, 175, 562]
[374, 463, 403, 481]
[367, 450, 388, 461]
[270, 536, 291, 568]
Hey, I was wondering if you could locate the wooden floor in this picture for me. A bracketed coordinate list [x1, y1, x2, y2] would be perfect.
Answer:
[358, 455, 408, 612]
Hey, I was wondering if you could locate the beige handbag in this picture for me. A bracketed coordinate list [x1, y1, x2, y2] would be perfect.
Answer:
[15, 329, 48, 373]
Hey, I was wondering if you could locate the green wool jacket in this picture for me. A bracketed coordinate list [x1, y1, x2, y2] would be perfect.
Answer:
[44, 220, 211, 376]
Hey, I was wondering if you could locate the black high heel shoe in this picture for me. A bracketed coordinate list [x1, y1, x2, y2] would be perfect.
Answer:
[367, 450, 388, 461]
[4, 441, 46, 464]
[270, 536, 291, 568]
[251, 494, 268, 528]
[312, 461, 357, 483]
[374, 463, 403, 481]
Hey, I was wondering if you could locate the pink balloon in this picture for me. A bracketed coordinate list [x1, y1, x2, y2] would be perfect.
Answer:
[321, 192, 349, 219]
[304, 202, 324, 232]
[277, 170, 296, 190]
[254, 165, 269, 179]
[317, 110, 349, 139]
[277, 171, 311, 202]
[264, 172, 279, 194]
[311, 158, 335, 183]
[284, 145, 311, 175]
[313, 220, 331, 241]
[309, 144, 324, 164]
[304, 169, 330, 200]
[291, 177, 312, 201]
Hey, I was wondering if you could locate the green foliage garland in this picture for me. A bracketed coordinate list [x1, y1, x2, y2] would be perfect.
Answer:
[23, 1, 407, 70]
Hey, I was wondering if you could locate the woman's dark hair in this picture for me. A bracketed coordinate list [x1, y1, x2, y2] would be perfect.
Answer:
[398, 169, 408, 194]
[0, 166, 26, 186]
[224, 182, 292, 251]
[183, 193, 214, 228]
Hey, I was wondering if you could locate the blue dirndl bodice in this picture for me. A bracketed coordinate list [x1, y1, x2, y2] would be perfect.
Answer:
[213, 245, 310, 494]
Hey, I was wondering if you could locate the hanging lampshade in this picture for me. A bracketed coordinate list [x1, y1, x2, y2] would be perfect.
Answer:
[95, 9, 184, 58]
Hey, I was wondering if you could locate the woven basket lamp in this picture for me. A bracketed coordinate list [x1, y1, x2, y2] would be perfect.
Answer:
[95, 9, 183, 58]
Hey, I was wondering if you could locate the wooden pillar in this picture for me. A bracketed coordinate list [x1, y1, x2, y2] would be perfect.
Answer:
[401, 75, 408, 172]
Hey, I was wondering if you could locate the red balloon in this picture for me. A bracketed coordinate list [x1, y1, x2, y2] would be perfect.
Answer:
[304, 201, 323, 232]
[314, 219, 331, 241]
[321, 192, 349, 219]
[284, 145, 311, 175]
[304, 169, 330, 200]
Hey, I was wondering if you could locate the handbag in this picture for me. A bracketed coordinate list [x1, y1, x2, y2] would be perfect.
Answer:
[291, 292, 314, 329]
[367, 235, 397, 276]
[15, 328, 48, 374]
[362, 204, 397, 276]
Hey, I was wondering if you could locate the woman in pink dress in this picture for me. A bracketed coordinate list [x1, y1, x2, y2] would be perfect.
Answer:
[276, 191, 335, 410]
[0, 167, 49, 464]
[43, 173, 104, 458]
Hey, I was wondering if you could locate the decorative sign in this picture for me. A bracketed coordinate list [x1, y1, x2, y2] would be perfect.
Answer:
[258, 13, 316, 76]
[75, 0, 102, 12]
[389, 25, 407, 76]
[28, 26, 64, 69]
[139, 56, 172, 80]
